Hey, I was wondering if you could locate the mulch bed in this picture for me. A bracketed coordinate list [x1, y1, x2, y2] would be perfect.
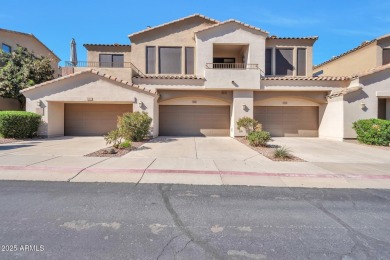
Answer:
[236, 137, 305, 162]
[344, 139, 390, 151]
[84, 139, 149, 157]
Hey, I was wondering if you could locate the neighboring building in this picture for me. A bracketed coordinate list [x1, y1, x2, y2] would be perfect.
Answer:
[313, 34, 390, 77]
[0, 28, 61, 77]
[21, 14, 389, 140]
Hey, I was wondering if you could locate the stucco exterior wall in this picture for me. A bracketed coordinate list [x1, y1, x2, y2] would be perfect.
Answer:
[318, 96, 344, 140]
[23, 73, 157, 137]
[343, 70, 390, 138]
[231, 90, 254, 137]
[195, 23, 267, 77]
[266, 38, 315, 76]
[0, 97, 21, 111]
[130, 16, 216, 75]
[313, 43, 378, 76]
[0, 30, 60, 77]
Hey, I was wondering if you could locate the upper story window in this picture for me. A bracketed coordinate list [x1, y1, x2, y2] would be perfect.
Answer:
[296, 48, 307, 76]
[2, 43, 11, 53]
[99, 54, 124, 68]
[146, 46, 156, 74]
[383, 48, 390, 65]
[275, 48, 293, 76]
[159, 47, 182, 74]
[265, 48, 272, 75]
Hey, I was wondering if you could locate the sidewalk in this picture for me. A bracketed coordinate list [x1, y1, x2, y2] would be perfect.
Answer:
[0, 154, 389, 189]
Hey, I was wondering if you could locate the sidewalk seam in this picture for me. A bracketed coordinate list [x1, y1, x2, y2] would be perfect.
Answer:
[212, 160, 225, 186]
[67, 157, 111, 182]
[25, 156, 61, 167]
[194, 137, 198, 159]
[136, 158, 157, 186]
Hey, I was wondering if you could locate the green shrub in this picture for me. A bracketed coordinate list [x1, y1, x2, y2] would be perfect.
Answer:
[119, 111, 152, 142]
[237, 117, 261, 137]
[0, 111, 41, 138]
[247, 130, 271, 147]
[274, 146, 292, 159]
[118, 140, 132, 149]
[104, 129, 123, 148]
[352, 119, 390, 146]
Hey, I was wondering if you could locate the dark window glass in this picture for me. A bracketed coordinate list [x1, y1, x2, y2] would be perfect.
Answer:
[185, 47, 194, 74]
[146, 46, 156, 74]
[383, 49, 390, 65]
[159, 47, 182, 74]
[2, 43, 11, 53]
[297, 48, 306, 76]
[275, 48, 293, 76]
[99, 54, 124, 68]
[213, 57, 235, 63]
[265, 48, 272, 75]
[378, 99, 387, 119]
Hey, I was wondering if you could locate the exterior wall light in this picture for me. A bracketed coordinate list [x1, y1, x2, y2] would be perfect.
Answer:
[242, 104, 247, 110]
[360, 102, 366, 109]
[36, 100, 41, 107]
[138, 101, 143, 107]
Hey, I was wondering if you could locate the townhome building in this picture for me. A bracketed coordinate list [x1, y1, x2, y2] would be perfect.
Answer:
[21, 14, 389, 140]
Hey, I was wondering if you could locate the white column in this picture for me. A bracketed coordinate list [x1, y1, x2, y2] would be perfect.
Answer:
[230, 90, 254, 137]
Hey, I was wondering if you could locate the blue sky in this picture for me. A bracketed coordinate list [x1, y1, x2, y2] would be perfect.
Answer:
[1, 0, 389, 67]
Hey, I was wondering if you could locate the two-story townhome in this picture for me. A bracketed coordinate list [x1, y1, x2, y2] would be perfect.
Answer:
[22, 14, 373, 141]
[313, 34, 390, 139]
[1, 28, 61, 110]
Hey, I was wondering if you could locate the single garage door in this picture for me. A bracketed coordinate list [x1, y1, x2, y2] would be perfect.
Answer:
[64, 104, 132, 136]
[254, 106, 318, 137]
[159, 105, 230, 136]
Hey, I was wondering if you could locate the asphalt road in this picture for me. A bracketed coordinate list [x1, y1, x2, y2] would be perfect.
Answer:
[0, 181, 389, 260]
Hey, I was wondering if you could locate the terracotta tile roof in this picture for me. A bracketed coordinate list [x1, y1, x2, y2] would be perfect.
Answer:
[352, 63, 390, 79]
[128, 14, 219, 38]
[195, 19, 269, 35]
[134, 75, 205, 80]
[0, 28, 60, 61]
[21, 69, 158, 95]
[261, 76, 350, 81]
[314, 39, 376, 69]
[267, 35, 318, 40]
[83, 43, 131, 47]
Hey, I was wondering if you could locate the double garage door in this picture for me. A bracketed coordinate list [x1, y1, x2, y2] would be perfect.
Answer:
[64, 104, 132, 136]
[159, 105, 230, 136]
[254, 106, 319, 137]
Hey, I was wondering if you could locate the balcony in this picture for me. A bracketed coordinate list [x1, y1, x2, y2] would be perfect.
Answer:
[206, 63, 259, 70]
[204, 63, 261, 90]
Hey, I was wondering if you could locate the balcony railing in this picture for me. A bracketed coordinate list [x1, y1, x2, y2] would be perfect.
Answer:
[64, 61, 145, 77]
[206, 63, 259, 69]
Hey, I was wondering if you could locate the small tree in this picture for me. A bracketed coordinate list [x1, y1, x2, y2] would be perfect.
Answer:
[0, 46, 54, 107]
[118, 111, 152, 141]
[237, 117, 261, 137]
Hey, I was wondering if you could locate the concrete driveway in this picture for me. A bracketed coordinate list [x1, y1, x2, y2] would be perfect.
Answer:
[125, 136, 265, 161]
[0, 137, 108, 156]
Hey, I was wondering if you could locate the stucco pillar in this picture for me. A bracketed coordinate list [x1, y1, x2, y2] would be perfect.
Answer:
[231, 90, 254, 137]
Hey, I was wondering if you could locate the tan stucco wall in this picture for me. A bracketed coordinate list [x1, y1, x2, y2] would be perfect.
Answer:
[0, 97, 21, 111]
[313, 43, 378, 76]
[231, 90, 254, 137]
[86, 45, 132, 64]
[130, 16, 216, 75]
[318, 96, 344, 140]
[261, 79, 349, 91]
[0, 30, 60, 77]
[23, 73, 157, 137]
[266, 38, 315, 76]
[343, 70, 390, 138]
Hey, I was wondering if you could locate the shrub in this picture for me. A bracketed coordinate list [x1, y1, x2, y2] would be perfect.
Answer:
[352, 119, 390, 146]
[118, 140, 132, 149]
[0, 111, 41, 138]
[247, 130, 271, 147]
[119, 111, 152, 142]
[104, 129, 123, 149]
[237, 117, 261, 137]
[274, 146, 292, 159]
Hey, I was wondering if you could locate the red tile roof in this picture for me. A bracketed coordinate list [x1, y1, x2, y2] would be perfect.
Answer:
[267, 36, 318, 40]
[261, 76, 350, 81]
[352, 63, 390, 79]
[128, 14, 219, 38]
[21, 69, 158, 95]
[83, 43, 131, 47]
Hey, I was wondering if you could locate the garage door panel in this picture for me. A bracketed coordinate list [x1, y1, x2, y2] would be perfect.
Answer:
[64, 104, 132, 136]
[159, 105, 230, 136]
[254, 106, 318, 137]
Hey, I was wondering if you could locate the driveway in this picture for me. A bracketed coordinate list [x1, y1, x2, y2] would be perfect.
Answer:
[125, 136, 265, 161]
[0, 137, 108, 156]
